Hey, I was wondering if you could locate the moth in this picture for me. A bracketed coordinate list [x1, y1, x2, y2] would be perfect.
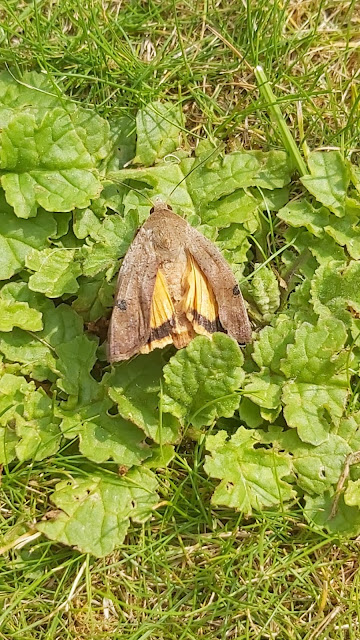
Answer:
[108, 202, 252, 361]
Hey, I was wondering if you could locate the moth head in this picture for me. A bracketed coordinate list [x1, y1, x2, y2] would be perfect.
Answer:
[150, 201, 173, 215]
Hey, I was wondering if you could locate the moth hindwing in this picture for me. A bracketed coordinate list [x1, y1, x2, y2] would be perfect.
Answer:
[108, 202, 252, 362]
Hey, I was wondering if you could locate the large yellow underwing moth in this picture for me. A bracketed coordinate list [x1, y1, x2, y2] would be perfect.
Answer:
[108, 202, 252, 361]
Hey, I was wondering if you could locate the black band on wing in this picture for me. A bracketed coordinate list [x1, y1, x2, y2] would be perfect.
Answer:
[149, 319, 174, 341]
[192, 310, 222, 333]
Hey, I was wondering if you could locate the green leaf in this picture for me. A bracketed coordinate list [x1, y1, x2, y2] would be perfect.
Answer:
[1, 108, 108, 217]
[278, 199, 329, 237]
[203, 189, 260, 231]
[324, 212, 360, 260]
[281, 317, 348, 444]
[204, 427, 294, 515]
[163, 334, 245, 429]
[267, 426, 352, 494]
[26, 248, 81, 297]
[300, 151, 350, 217]
[0, 202, 57, 280]
[56, 335, 98, 405]
[216, 225, 251, 272]
[106, 352, 180, 444]
[282, 381, 348, 446]
[279, 316, 348, 382]
[73, 208, 102, 239]
[304, 492, 360, 536]
[0, 292, 84, 381]
[72, 275, 114, 322]
[37, 468, 159, 556]
[0, 373, 61, 463]
[251, 316, 296, 372]
[0, 283, 43, 331]
[119, 163, 196, 219]
[59, 394, 150, 466]
[344, 479, 360, 507]
[14, 385, 61, 461]
[250, 264, 280, 318]
[82, 210, 137, 278]
[247, 316, 349, 445]
[311, 260, 360, 328]
[185, 150, 291, 208]
[134, 101, 184, 166]
[106, 116, 136, 170]
[0, 70, 66, 128]
[244, 371, 282, 413]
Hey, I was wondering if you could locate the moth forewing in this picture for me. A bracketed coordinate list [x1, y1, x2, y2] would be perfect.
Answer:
[107, 202, 252, 362]
[107, 225, 159, 362]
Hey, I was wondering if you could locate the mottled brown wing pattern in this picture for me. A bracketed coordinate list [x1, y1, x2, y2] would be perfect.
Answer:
[107, 226, 159, 361]
[185, 225, 252, 344]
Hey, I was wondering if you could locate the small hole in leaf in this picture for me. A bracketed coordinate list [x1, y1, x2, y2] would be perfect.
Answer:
[131, 500, 136, 508]
[226, 482, 234, 491]
[319, 467, 326, 479]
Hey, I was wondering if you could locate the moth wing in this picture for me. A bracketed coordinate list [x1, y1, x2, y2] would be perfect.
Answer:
[108, 227, 159, 361]
[139, 268, 176, 354]
[186, 226, 252, 343]
[181, 252, 220, 336]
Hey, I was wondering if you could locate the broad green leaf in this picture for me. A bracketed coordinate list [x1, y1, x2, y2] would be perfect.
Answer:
[252, 316, 296, 372]
[1, 108, 108, 217]
[311, 260, 360, 328]
[284, 228, 346, 267]
[72, 275, 114, 322]
[248, 316, 349, 445]
[216, 225, 251, 273]
[279, 316, 348, 382]
[0, 373, 61, 463]
[282, 382, 348, 446]
[324, 213, 360, 260]
[106, 116, 136, 170]
[0, 70, 67, 128]
[56, 335, 98, 405]
[73, 208, 102, 239]
[0, 283, 43, 331]
[203, 189, 260, 230]
[254, 186, 290, 212]
[304, 492, 360, 536]
[0, 293, 84, 381]
[26, 248, 81, 297]
[280, 317, 348, 444]
[204, 427, 294, 514]
[278, 199, 329, 237]
[134, 101, 184, 166]
[300, 151, 350, 217]
[250, 264, 280, 318]
[37, 468, 159, 556]
[106, 352, 180, 444]
[184, 150, 291, 207]
[0, 204, 57, 280]
[267, 426, 351, 494]
[286, 279, 318, 325]
[15, 386, 61, 461]
[0, 374, 27, 464]
[243, 371, 282, 414]
[59, 394, 150, 466]
[144, 444, 175, 468]
[163, 334, 245, 429]
[82, 210, 137, 278]
[238, 397, 264, 428]
[344, 480, 360, 508]
[119, 163, 196, 219]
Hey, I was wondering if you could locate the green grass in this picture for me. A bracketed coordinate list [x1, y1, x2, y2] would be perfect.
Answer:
[1, 0, 360, 637]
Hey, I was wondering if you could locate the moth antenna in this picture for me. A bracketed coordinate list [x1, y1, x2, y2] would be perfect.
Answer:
[168, 143, 224, 198]
[109, 178, 154, 206]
